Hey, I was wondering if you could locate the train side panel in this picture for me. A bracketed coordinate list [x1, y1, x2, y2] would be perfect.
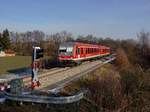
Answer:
[58, 42, 110, 64]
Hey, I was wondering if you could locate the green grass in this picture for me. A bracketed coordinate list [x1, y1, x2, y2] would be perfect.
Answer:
[0, 56, 31, 75]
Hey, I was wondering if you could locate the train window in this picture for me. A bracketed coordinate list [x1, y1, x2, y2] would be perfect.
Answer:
[59, 49, 66, 53]
[67, 47, 73, 52]
[59, 48, 73, 56]
[92, 48, 93, 53]
[77, 48, 80, 54]
[81, 48, 83, 54]
[88, 48, 90, 53]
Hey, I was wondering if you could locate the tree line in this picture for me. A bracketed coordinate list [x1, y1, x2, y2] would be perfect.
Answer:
[0, 29, 149, 68]
[0, 29, 122, 55]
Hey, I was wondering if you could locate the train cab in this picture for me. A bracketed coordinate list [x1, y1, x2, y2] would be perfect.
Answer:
[58, 42, 75, 63]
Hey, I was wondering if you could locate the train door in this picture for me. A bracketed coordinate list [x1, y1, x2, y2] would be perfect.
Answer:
[80, 48, 84, 58]
[77, 48, 80, 58]
[83, 48, 86, 57]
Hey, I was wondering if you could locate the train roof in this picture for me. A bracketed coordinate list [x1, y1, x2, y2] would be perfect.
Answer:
[60, 42, 110, 49]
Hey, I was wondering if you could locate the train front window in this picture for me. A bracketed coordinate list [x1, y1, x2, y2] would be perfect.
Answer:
[59, 49, 66, 53]
[59, 47, 73, 56]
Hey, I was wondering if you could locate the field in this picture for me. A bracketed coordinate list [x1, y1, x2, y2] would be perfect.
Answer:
[0, 56, 31, 75]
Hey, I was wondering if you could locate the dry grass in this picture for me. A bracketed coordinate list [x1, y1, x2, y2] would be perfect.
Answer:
[0, 56, 31, 74]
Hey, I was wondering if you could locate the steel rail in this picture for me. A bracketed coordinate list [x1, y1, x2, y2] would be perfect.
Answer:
[23, 61, 91, 84]
[42, 56, 116, 92]
[23, 67, 70, 84]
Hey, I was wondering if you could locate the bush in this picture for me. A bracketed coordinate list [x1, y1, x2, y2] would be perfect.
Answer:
[116, 47, 130, 69]
[41, 56, 58, 69]
[120, 69, 139, 97]
[86, 70, 123, 110]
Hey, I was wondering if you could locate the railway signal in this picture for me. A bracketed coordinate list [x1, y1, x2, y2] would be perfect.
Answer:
[36, 48, 44, 59]
[31, 46, 44, 89]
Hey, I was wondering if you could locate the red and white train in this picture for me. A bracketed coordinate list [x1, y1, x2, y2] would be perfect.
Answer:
[58, 42, 110, 64]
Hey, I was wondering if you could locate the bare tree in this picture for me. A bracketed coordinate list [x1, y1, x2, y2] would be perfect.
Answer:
[116, 47, 130, 69]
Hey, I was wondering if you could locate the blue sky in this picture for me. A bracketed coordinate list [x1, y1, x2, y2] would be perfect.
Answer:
[0, 0, 150, 39]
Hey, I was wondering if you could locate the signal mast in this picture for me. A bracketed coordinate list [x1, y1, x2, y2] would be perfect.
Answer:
[31, 46, 44, 89]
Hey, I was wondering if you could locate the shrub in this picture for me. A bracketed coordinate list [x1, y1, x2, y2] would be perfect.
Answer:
[120, 69, 139, 97]
[116, 47, 130, 69]
[86, 70, 123, 110]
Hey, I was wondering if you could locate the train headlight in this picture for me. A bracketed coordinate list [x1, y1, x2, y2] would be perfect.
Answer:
[0, 86, 5, 91]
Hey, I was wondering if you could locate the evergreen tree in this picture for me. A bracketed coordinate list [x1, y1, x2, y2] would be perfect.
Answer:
[0, 33, 2, 48]
[0, 33, 3, 51]
[1, 29, 11, 50]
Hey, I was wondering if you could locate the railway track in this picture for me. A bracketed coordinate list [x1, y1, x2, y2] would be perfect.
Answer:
[40, 56, 116, 92]
[38, 61, 99, 89]
[22, 67, 70, 85]
[22, 61, 92, 87]
[22, 55, 115, 91]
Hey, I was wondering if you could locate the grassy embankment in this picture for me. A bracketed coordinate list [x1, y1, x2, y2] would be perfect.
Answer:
[0, 56, 31, 75]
